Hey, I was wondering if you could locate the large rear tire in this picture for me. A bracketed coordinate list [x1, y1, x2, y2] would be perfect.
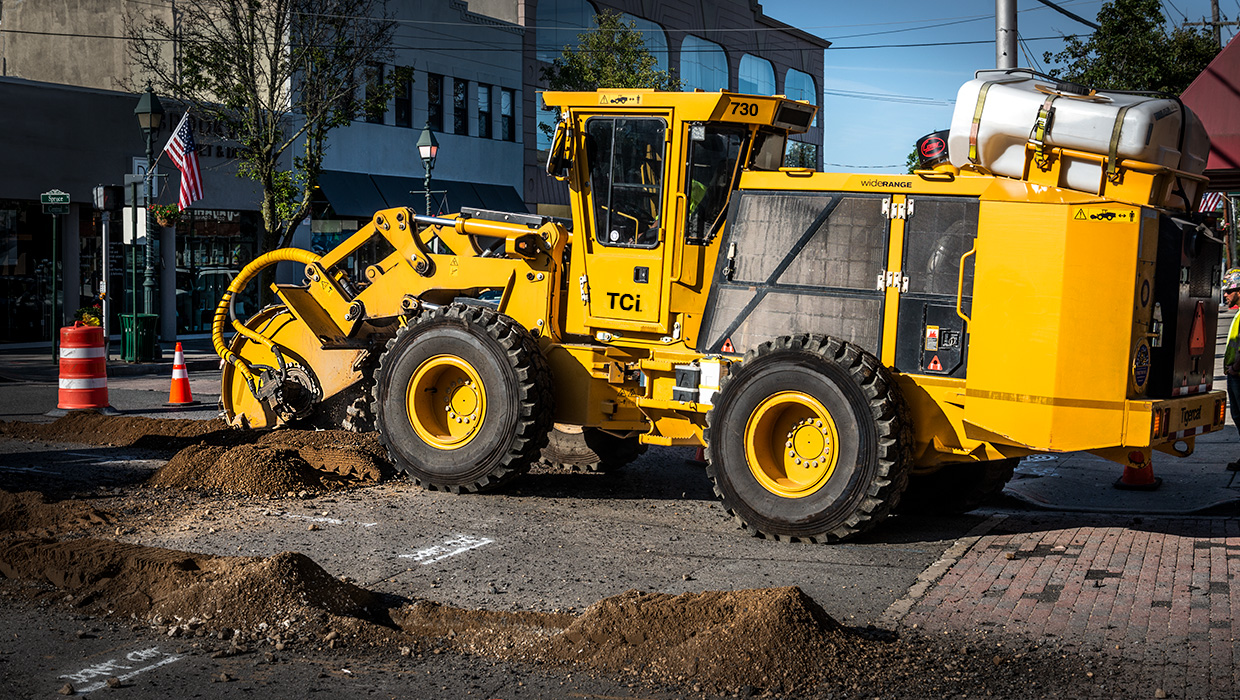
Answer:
[538, 425, 646, 473]
[372, 304, 553, 493]
[705, 335, 912, 543]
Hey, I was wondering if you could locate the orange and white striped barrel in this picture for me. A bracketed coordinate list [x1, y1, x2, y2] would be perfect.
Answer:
[58, 322, 110, 410]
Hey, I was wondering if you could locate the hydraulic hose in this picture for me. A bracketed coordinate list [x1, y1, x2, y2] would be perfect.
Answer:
[212, 247, 321, 390]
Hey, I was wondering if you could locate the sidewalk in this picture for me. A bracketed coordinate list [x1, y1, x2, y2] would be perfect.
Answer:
[0, 334, 221, 382]
[896, 514, 1239, 698]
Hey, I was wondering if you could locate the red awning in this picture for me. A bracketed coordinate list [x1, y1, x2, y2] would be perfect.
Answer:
[1183, 35, 1240, 189]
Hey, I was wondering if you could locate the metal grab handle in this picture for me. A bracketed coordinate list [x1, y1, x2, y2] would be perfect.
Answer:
[956, 248, 976, 324]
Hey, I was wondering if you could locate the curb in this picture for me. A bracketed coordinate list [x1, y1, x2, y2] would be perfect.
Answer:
[875, 514, 1007, 630]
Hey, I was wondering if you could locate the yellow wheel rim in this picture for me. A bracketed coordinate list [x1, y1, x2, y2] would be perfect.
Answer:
[407, 354, 487, 450]
[744, 391, 839, 498]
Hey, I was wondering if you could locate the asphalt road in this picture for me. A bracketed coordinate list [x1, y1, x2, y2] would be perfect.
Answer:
[0, 371, 988, 698]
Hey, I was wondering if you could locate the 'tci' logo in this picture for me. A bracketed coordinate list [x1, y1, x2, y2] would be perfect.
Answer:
[607, 292, 642, 312]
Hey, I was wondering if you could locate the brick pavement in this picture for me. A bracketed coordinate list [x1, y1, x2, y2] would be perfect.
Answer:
[899, 514, 1240, 699]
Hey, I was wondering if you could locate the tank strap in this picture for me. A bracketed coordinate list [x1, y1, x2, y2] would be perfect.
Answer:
[1106, 100, 1151, 182]
[968, 77, 1028, 164]
[1030, 94, 1057, 146]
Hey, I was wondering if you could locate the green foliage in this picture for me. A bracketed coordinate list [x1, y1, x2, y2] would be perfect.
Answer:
[148, 203, 181, 225]
[127, 0, 398, 256]
[906, 147, 919, 175]
[541, 11, 680, 93]
[539, 11, 679, 142]
[1042, 0, 1218, 94]
[73, 307, 102, 326]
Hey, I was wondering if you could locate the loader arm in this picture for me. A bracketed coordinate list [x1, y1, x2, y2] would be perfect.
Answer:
[214, 206, 570, 430]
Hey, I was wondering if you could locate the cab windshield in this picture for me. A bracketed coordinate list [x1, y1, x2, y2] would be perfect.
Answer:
[684, 124, 748, 244]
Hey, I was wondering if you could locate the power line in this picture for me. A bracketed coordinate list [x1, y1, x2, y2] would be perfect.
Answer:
[1031, 0, 1101, 29]
[823, 88, 954, 106]
[829, 34, 1083, 50]
[0, 26, 1085, 53]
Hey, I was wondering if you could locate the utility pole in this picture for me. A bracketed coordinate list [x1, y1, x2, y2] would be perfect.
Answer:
[1183, 0, 1239, 50]
[996, 0, 1018, 69]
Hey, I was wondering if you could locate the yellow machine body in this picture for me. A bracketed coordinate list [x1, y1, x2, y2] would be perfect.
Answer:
[215, 86, 1224, 541]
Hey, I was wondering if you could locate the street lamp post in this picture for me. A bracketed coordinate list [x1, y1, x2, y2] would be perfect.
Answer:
[134, 84, 164, 317]
[417, 122, 439, 217]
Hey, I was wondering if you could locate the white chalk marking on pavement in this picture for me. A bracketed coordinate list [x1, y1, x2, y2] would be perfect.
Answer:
[282, 513, 378, 527]
[400, 535, 493, 564]
[58, 646, 184, 694]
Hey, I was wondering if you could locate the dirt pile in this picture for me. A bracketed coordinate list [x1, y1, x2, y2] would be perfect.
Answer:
[148, 429, 393, 496]
[0, 413, 225, 448]
[0, 537, 383, 634]
[544, 587, 854, 692]
[0, 491, 112, 536]
[0, 414, 395, 496]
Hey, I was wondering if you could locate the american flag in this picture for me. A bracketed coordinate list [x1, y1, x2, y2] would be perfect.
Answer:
[1199, 191, 1224, 213]
[162, 112, 204, 210]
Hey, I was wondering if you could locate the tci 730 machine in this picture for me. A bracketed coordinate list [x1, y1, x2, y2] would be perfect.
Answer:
[214, 69, 1226, 542]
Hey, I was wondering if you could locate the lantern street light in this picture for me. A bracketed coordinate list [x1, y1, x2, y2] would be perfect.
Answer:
[134, 83, 164, 317]
[417, 122, 439, 217]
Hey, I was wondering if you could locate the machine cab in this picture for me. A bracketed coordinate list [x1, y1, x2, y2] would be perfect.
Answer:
[541, 89, 816, 342]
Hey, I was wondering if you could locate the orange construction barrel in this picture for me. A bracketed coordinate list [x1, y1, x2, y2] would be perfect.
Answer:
[58, 322, 111, 411]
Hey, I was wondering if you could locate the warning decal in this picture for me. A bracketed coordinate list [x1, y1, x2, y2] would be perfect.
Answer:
[927, 355, 944, 372]
[721, 338, 735, 353]
[925, 326, 940, 352]
[1072, 207, 1135, 223]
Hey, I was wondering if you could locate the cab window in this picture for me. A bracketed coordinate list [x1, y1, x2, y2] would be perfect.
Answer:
[585, 117, 666, 248]
[684, 124, 747, 244]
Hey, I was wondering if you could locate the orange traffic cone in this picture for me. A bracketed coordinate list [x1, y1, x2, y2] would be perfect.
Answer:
[166, 342, 200, 407]
[1114, 449, 1161, 490]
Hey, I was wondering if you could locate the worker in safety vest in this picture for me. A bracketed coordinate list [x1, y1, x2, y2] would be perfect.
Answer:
[1223, 268, 1240, 470]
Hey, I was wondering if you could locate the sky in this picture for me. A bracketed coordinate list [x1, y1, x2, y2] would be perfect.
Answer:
[756, 0, 1239, 172]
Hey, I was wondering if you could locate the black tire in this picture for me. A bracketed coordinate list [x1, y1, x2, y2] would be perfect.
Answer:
[705, 335, 913, 543]
[898, 459, 1017, 514]
[538, 426, 647, 473]
[371, 304, 553, 493]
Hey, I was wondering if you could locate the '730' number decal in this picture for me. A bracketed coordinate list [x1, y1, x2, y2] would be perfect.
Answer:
[730, 102, 759, 116]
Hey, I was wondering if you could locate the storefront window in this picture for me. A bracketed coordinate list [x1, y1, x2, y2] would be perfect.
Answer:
[619, 13, 668, 73]
[536, 0, 598, 63]
[739, 54, 775, 95]
[171, 210, 260, 334]
[680, 36, 728, 91]
[0, 202, 52, 342]
[785, 69, 818, 126]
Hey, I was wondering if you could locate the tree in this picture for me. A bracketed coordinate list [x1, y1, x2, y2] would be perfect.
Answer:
[1042, 0, 1218, 94]
[541, 11, 680, 94]
[127, 0, 398, 256]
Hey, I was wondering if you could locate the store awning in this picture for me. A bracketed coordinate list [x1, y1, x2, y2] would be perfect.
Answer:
[370, 175, 527, 216]
[317, 170, 389, 218]
[1183, 35, 1240, 190]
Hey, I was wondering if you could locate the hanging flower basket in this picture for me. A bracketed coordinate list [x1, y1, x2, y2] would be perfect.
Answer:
[150, 203, 181, 227]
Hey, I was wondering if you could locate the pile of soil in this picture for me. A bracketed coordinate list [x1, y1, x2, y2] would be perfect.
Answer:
[544, 587, 848, 692]
[1, 414, 395, 496]
[0, 413, 225, 448]
[149, 429, 392, 497]
[0, 491, 112, 537]
[0, 537, 383, 635]
[0, 523, 1091, 695]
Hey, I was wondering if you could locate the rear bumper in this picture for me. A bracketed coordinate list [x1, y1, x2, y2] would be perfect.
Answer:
[1134, 390, 1226, 446]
